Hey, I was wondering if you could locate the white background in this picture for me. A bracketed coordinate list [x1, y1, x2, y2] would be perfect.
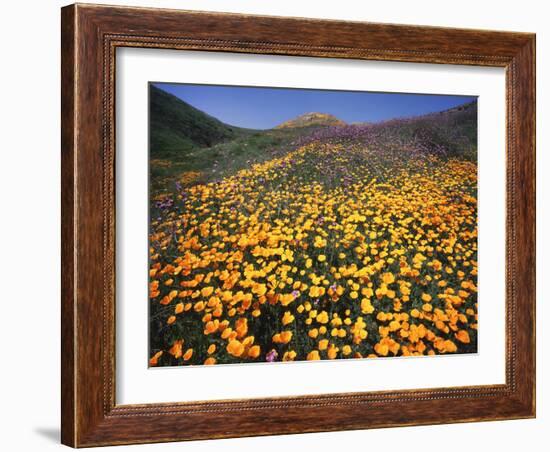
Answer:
[117, 49, 505, 404]
[0, 0, 546, 451]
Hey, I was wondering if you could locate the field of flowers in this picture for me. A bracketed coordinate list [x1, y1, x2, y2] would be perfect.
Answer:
[149, 117, 478, 367]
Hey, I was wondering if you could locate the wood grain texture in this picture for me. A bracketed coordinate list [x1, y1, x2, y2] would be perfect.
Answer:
[60, 5, 76, 447]
[61, 3, 536, 447]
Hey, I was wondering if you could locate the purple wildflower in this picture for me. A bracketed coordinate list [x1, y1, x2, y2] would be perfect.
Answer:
[266, 349, 278, 362]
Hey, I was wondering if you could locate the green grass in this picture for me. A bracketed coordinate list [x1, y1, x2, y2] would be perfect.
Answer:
[149, 85, 315, 194]
[149, 84, 256, 159]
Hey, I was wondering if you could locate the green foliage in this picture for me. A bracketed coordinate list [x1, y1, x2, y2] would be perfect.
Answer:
[149, 84, 254, 159]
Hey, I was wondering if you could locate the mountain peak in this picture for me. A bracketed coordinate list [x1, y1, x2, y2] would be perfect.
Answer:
[275, 112, 346, 129]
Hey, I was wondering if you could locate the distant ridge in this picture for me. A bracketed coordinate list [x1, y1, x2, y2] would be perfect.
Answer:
[275, 112, 346, 129]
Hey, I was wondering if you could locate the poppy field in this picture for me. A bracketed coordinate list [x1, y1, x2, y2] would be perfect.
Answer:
[148, 86, 478, 367]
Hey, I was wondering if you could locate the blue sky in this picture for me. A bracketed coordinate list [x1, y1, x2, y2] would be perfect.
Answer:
[153, 82, 476, 130]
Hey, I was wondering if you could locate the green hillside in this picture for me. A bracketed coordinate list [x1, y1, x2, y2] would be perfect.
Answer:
[149, 85, 309, 193]
[149, 85, 253, 159]
[149, 87, 477, 196]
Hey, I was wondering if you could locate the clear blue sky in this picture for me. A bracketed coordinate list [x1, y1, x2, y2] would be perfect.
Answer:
[153, 82, 476, 130]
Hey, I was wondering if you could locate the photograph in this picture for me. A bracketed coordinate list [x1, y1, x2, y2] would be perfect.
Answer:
[148, 83, 479, 367]
[0, 0, 541, 448]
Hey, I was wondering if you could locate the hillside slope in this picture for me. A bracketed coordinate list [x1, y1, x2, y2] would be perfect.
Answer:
[293, 100, 478, 161]
[150, 96, 477, 195]
[149, 101, 479, 366]
[149, 85, 253, 159]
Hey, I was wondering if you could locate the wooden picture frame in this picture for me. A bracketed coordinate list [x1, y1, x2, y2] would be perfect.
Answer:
[61, 3, 535, 447]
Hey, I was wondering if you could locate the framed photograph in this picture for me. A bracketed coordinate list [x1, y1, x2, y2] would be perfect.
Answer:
[61, 3, 535, 447]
